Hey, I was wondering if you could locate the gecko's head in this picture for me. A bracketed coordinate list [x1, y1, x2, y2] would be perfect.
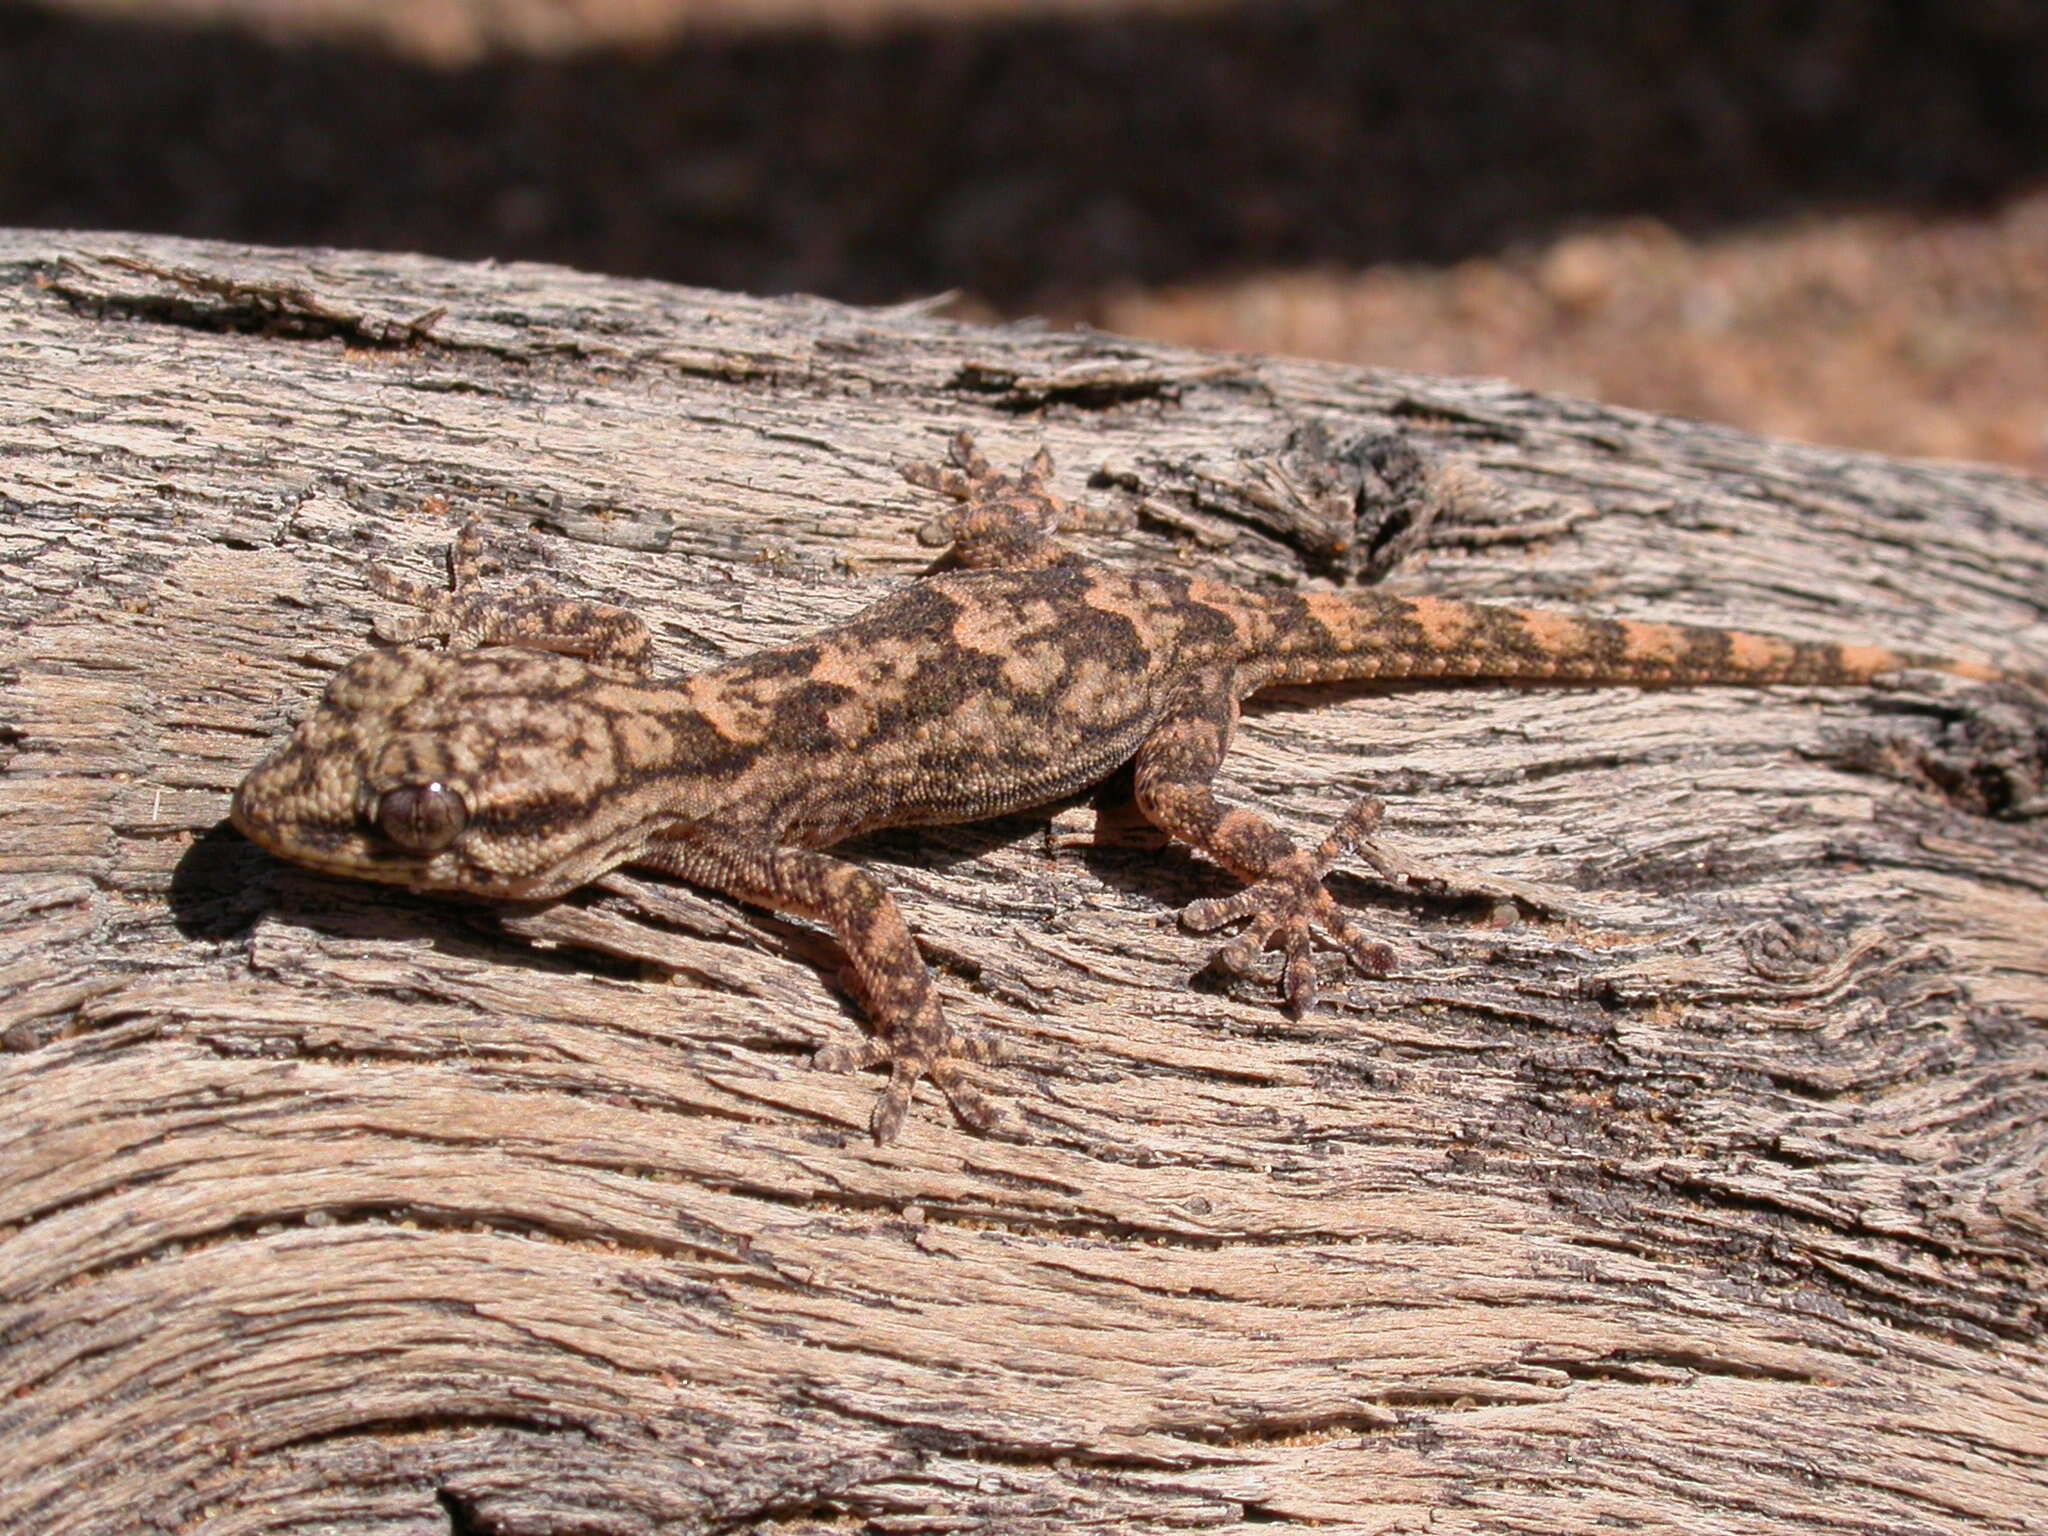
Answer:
[232, 645, 682, 901]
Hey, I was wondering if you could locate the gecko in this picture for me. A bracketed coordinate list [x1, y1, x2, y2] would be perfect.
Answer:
[231, 433, 2026, 1142]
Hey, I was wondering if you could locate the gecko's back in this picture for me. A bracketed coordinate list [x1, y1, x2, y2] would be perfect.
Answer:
[696, 562, 1242, 845]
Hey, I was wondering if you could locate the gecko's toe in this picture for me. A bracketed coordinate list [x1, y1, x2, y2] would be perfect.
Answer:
[905, 460, 978, 504]
[821, 1043, 920, 1143]
[905, 433, 999, 505]
[871, 1070, 915, 1145]
[816, 1030, 1009, 1143]
[928, 1057, 1009, 1135]
[1180, 885, 1263, 934]
[949, 430, 992, 479]
[1185, 869, 1394, 1010]
[865, 1050, 1008, 1143]
[1281, 932, 1318, 1015]
[814, 1036, 891, 1074]
[1324, 906, 1397, 976]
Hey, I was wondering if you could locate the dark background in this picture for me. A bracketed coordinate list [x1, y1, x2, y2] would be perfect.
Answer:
[8, 0, 2048, 468]
[6, 0, 2046, 310]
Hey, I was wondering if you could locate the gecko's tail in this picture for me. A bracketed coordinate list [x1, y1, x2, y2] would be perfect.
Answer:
[1248, 589, 2015, 691]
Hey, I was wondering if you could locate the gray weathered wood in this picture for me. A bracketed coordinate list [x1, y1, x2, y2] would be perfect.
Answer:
[3, 230, 2046, 1535]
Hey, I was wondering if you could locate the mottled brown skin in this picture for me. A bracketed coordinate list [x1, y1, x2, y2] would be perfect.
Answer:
[232, 434, 2018, 1142]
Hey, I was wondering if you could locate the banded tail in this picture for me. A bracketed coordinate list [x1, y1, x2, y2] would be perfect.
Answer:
[1255, 590, 2013, 691]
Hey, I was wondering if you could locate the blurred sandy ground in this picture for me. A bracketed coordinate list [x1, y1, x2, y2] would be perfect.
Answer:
[17, 0, 2048, 472]
[1093, 198, 2048, 471]
[48, 0, 1231, 59]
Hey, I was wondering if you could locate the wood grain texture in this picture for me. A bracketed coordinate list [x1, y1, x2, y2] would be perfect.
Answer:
[2, 230, 2046, 1535]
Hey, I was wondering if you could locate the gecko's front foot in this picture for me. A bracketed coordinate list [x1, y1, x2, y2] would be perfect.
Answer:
[814, 1012, 1008, 1144]
[368, 511, 654, 672]
[904, 432, 1131, 571]
[1181, 799, 1396, 1012]
[904, 431, 1069, 571]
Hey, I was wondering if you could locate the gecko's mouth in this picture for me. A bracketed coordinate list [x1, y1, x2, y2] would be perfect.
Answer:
[229, 768, 418, 881]
[225, 774, 291, 855]
[229, 773, 593, 903]
[230, 806, 500, 897]
[231, 787, 400, 880]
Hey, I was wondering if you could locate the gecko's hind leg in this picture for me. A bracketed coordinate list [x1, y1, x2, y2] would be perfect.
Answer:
[1134, 670, 1396, 1012]
[1177, 797, 1397, 1010]
[905, 432, 1132, 571]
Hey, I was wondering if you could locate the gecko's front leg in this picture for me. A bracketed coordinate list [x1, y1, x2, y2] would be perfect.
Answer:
[370, 513, 655, 671]
[634, 824, 1002, 1143]
[1132, 669, 1394, 1010]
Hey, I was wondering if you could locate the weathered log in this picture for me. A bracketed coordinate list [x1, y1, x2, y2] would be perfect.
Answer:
[2, 230, 2045, 1535]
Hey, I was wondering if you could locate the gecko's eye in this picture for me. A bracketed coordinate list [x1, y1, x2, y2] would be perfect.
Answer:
[376, 782, 469, 853]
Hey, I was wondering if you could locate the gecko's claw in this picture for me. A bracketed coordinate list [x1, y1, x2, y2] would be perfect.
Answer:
[815, 1028, 1007, 1143]
[903, 431, 1005, 508]
[1185, 877, 1394, 1012]
[1181, 796, 1396, 1010]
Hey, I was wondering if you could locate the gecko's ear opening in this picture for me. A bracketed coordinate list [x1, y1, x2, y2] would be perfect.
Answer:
[376, 781, 469, 852]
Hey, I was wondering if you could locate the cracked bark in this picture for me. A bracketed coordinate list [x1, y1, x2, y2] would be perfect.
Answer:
[3, 230, 2046, 1536]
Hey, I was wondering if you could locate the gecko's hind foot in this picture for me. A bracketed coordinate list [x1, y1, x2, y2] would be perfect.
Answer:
[1181, 798, 1396, 1012]
[1185, 879, 1396, 1013]
[814, 1028, 1008, 1143]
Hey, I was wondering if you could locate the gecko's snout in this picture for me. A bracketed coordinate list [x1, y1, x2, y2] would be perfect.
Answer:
[227, 722, 375, 869]
[227, 757, 284, 852]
